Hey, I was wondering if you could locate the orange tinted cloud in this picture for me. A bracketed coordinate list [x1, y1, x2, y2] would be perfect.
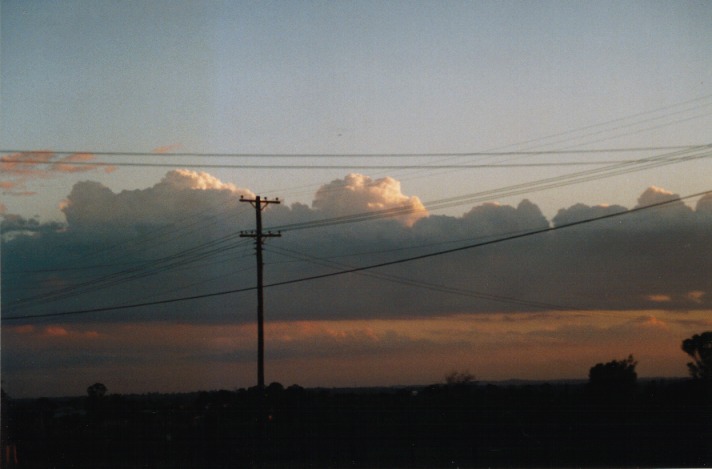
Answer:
[0, 151, 55, 175]
[633, 315, 670, 331]
[11, 325, 36, 334]
[686, 291, 705, 304]
[152, 144, 182, 154]
[44, 326, 70, 337]
[0, 181, 20, 189]
[40, 325, 101, 339]
[51, 153, 113, 173]
[1, 151, 117, 196]
[63, 153, 94, 162]
[647, 294, 672, 303]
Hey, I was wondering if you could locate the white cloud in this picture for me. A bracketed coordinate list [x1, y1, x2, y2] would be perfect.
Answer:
[312, 173, 428, 226]
[61, 169, 255, 234]
[157, 169, 249, 193]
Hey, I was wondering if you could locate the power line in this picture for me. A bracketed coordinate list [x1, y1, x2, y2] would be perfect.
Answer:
[1, 145, 703, 159]
[485, 93, 712, 154]
[4, 188, 708, 322]
[3, 156, 711, 170]
[5, 93, 711, 166]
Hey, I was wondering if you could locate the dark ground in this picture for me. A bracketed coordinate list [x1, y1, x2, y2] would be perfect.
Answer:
[2, 379, 711, 468]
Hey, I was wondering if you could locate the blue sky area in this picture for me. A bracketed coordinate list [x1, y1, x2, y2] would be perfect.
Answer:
[3, 0, 712, 220]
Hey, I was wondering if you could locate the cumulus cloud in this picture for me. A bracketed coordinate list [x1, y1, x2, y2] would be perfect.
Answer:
[552, 203, 627, 226]
[3, 174, 712, 334]
[158, 169, 244, 192]
[637, 186, 679, 206]
[312, 173, 428, 226]
[61, 169, 255, 234]
[633, 186, 695, 226]
[461, 199, 548, 233]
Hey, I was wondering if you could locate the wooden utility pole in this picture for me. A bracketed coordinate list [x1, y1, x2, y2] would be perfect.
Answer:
[239, 195, 281, 389]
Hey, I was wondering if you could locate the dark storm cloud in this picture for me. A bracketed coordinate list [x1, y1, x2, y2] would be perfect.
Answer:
[2, 171, 711, 326]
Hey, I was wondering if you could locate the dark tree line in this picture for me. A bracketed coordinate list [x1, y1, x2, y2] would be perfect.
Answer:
[2, 332, 710, 468]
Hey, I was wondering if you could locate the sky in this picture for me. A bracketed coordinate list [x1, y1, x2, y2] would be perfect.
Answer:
[2, 0, 712, 398]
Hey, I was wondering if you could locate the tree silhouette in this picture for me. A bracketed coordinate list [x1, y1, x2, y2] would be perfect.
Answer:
[87, 382, 107, 398]
[681, 331, 712, 381]
[588, 355, 638, 389]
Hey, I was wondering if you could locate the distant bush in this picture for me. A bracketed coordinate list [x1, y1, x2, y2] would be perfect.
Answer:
[588, 355, 637, 389]
[87, 383, 107, 398]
